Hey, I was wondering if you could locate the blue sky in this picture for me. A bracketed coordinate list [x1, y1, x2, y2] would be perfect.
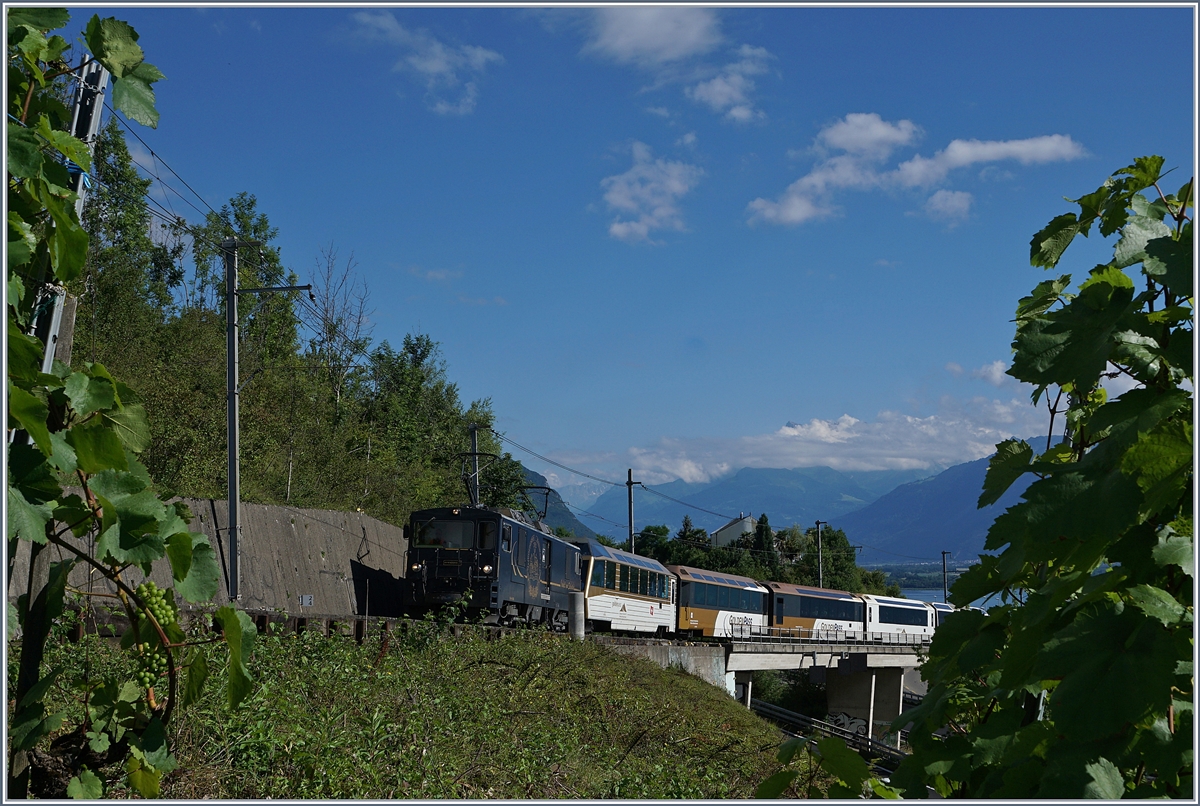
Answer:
[63, 5, 1195, 498]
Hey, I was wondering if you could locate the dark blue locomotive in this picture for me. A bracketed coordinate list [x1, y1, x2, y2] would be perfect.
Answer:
[404, 506, 582, 629]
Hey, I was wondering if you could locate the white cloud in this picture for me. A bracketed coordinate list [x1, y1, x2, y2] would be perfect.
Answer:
[408, 266, 462, 282]
[620, 395, 1045, 482]
[601, 142, 704, 243]
[676, 131, 697, 148]
[645, 106, 671, 118]
[945, 362, 964, 376]
[924, 189, 973, 223]
[685, 45, 773, 122]
[971, 360, 1009, 387]
[351, 10, 502, 115]
[585, 7, 721, 67]
[893, 134, 1086, 187]
[817, 112, 920, 158]
[748, 113, 1086, 227]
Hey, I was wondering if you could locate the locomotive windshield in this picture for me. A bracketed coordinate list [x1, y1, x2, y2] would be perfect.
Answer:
[411, 518, 498, 549]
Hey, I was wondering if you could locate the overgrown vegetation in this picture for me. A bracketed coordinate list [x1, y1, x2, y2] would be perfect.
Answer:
[27, 618, 805, 798]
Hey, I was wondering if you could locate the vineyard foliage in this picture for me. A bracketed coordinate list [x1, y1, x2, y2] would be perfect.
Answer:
[891, 158, 1193, 797]
[7, 8, 254, 798]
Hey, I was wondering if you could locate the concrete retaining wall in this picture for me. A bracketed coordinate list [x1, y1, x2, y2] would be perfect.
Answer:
[596, 639, 731, 693]
[7, 498, 409, 619]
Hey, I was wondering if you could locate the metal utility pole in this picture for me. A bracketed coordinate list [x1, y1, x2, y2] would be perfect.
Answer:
[31, 60, 108, 377]
[223, 238, 311, 601]
[469, 423, 480, 507]
[942, 551, 951, 603]
[815, 520, 827, 588]
[627, 469, 636, 554]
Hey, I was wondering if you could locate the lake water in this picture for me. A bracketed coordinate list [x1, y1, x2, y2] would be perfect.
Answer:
[901, 588, 1000, 609]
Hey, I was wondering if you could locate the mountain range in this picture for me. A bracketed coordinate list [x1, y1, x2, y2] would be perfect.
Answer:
[571, 455, 1036, 566]
[583, 465, 939, 537]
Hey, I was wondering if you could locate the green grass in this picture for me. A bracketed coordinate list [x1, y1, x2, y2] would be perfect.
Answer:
[22, 619, 802, 798]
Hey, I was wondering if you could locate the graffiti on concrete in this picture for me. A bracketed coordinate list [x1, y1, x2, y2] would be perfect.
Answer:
[826, 711, 867, 736]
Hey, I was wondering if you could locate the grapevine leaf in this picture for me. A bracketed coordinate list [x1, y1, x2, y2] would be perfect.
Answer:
[64, 370, 115, 418]
[85, 729, 110, 754]
[136, 716, 176, 772]
[755, 769, 798, 798]
[17, 666, 61, 710]
[8, 384, 51, 455]
[67, 418, 128, 473]
[6, 125, 44, 179]
[110, 61, 163, 129]
[125, 752, 161, 799]
[174, 534, 219, 603]
[85, 16, 144, 78]
[1116, 156, 1165, 191]
[7, 487, 51, 543]
[6, 8, 71, 31]
[1015, 274, 1071, 321]
[1121, 419, 1193, 518]
[1127, 584, 1186, 626]
[66, 769, 103, 799]
[1151, 528, 1192, 576]
[1113, 213, 1171, 269]
[777, 736, 805, 765]
[101, 402, 152, 452]
[214, 606, 257, 708]
[1143, 228, 1192, 299]
[1081, 758, 1125, 799]
[182, 648, 208, 708]
[815, 736, 870, 791]
[34, 116, 91, 172]
[979, 438, 1033, 508]
[165, 531, 192, 583]
[7, 321, 45, 383]
[1030, 212, 1081, 269]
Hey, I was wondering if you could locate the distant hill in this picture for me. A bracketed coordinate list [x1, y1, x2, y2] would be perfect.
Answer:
[585, 465, 936, 537]
[520, 467, 596, 539]
[831, 455, 1034, 566]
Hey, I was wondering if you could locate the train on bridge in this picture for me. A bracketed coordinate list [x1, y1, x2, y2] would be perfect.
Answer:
[403, 504, 961, 642]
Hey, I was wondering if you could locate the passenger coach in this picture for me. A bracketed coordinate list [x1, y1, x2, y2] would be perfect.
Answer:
[669, 565, 768, 638]
[577, 539, 675, 635]
[765, 582, 866, 640]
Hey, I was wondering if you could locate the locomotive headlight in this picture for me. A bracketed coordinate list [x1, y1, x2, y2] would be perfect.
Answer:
[411, 562, 423, 572]
[481, 564, 493, 574]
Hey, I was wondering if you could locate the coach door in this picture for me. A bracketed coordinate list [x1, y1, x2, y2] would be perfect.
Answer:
[775, 596, 785, 626]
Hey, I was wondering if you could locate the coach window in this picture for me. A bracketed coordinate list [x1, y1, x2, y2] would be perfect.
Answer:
[619, 565, 630, 593]
[478, 522, 496, 550]
[501, 525, 511, 552]
[605, 561, 616, 589]
[591, 559, 605, 588]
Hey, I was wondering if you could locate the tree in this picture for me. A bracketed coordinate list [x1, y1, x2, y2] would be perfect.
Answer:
[892, 158, 1193, 797]
[674, 514, 709, 546]
[6, 9, 255, 797]
[753, 513, 777, 567]
[792, 526, 861, 592]
[634, 524, 670, 556]
[302, 242, 372, 416]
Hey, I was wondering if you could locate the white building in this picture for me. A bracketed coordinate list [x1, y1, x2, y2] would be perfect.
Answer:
[711, 514, 756, 547]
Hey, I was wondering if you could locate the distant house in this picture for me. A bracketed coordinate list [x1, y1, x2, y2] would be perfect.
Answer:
[711, 514, 756, 547]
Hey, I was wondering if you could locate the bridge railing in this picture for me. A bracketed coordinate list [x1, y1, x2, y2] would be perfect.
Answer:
[729, 623, 932, 646]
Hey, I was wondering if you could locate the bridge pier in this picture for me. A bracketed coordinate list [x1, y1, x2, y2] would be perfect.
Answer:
[815, 654, 908, 742]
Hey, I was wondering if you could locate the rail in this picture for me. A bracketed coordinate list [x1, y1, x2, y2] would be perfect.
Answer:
[730, 623, 932, 647]
[750, 698, 908, 773]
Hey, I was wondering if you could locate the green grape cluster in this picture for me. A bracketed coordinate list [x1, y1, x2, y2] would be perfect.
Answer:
[134, 642, 169, 689]
[135, 580, 177, 627]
